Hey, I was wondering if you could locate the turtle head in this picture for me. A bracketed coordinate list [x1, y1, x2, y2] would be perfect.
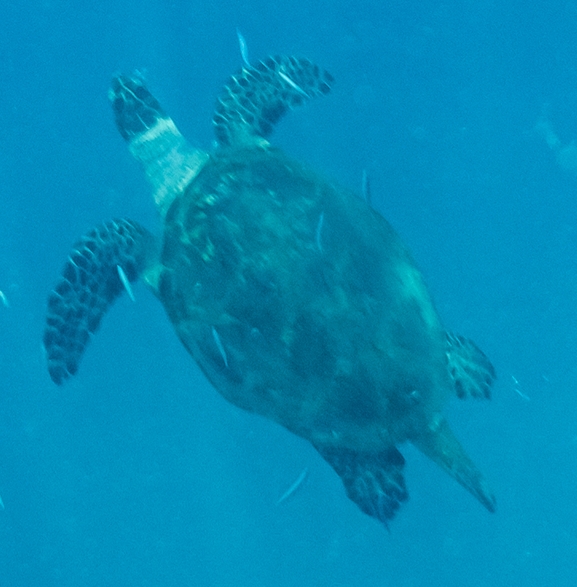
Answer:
[109, 75, 209, 217]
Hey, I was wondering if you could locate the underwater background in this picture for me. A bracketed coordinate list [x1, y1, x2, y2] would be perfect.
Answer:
[1, 0, 576, 585]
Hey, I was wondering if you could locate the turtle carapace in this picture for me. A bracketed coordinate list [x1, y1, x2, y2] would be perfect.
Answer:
[44, 55, 496, 526]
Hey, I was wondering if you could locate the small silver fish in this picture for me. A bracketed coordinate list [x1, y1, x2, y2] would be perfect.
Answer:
[276, 467, 309, 505]
[236, 29, 250, 68]
[315, 211, 324, 253]
[212, 326, 229, 368]
[278, 69, 309, 98]
[362, 169, 372, 206]
[116, 265, 135, 302]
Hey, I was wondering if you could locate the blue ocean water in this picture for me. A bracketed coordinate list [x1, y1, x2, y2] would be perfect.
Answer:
[1, 0, 576, 585]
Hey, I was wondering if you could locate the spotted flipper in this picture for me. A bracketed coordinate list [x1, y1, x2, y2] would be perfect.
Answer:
[213, 55, 333, 147]
[446, 332, 496, 400]
[109, 76, 208, 215]
[44, 219, 156, 385]
[315, 444, 408, 526]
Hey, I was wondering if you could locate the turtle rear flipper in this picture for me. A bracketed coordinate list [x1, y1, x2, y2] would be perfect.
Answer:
[213, 55, 333, 147]
[446, 332, 496, 400]
[315, 444, 408, 526]
[44, 219, 156, 385]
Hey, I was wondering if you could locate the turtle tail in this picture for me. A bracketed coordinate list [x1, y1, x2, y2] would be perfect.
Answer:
[213, 55, 334, 147]
[44, 219, 156, 385]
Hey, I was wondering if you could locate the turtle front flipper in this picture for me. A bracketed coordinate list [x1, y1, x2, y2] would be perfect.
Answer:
[315, 444, 408, 526]
[213, 55, 333, 147]
[44, 219, 156, 385]
[109, 76, 208, 216]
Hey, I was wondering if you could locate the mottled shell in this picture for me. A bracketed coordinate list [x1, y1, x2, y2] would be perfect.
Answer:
[156, 145, 451, 452]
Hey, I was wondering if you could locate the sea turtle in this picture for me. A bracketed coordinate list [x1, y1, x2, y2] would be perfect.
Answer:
[43, 55, 497, 525]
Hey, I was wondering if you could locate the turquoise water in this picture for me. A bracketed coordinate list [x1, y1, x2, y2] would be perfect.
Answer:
[1, 0, 576, 585]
